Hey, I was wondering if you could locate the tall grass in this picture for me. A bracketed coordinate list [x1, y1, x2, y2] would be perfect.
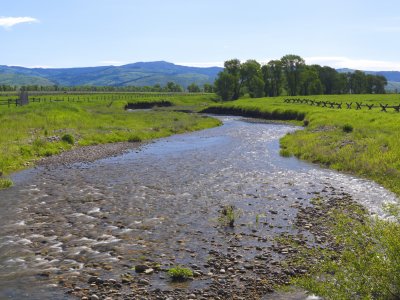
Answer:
[0, 97, 220, 180]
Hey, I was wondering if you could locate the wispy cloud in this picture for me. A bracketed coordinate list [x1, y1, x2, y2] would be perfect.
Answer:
[305, 56, 400, 71]
[0, 17, 39, 29]
[176, 61, 224, 68]
[99, 60, 126, 66]
[375, 26, 400, 33]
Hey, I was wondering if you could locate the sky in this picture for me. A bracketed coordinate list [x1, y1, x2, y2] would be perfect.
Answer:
[1, 0, 400, 70]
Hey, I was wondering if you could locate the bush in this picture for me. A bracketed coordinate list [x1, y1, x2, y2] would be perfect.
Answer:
[167, 266, 193, 281]
[342, 124, 353, 133]
[61, 134, 75, 145]
[128, 135, 142, 143]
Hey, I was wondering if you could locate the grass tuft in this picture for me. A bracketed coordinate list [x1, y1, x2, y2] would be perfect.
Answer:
[0, 178, 13, 189]
[61, 133, 75, 145]
[167, 266, 193, 281]
[342, 124, 353, 133]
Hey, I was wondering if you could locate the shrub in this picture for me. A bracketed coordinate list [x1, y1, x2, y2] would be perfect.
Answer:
[167, 266, 193, 281]
[128, 135, 142, 143]
[61, 134, 75, 145]
[342, 124, 353, 133]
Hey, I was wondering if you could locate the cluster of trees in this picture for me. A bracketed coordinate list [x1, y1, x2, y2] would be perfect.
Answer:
[0, 82, 214, 93]
[214, 55, 388, 100]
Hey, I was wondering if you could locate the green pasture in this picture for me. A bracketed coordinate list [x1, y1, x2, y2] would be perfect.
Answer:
[0, 95, 219, 184]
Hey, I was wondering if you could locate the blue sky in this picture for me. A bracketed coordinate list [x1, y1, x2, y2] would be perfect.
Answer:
[1, 0, 400, 70]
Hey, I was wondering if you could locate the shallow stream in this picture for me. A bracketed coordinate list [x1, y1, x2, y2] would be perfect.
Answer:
[0, 116, 397, 299]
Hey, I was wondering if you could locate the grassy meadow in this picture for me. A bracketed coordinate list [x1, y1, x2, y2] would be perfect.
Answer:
[0, 93, 220, 187]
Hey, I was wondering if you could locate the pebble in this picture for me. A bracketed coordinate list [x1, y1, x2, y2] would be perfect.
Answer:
[138, 279, 150, 285]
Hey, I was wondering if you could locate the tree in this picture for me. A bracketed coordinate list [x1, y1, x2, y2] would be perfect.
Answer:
[187, 83, 201, 93]
[366, 75, 387, 94]
[299, 66, 323, 95]
[165, 82, 183, 92]
[203, 83, 214, 93]
[261, 60, 283, 97]
[349, 71, 367, 94]
[317, 66, 339, 94]
[214, 71, 236, 101]
[336, 73, 351, 94]
[240, 60, 264, 98]
[224, 59, 243, 100]
[280, 55, 305, 96]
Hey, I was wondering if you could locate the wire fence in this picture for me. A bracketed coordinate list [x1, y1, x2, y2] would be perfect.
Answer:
[0, 92, 212, 108]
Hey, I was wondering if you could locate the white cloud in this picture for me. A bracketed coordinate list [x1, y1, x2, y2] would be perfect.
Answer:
[176, 61, 224, 68]
[305, 56, 400, 71]
[98, 60, 126, 66]
[0, 17, 39, 29]
[28, 65, 53, 69]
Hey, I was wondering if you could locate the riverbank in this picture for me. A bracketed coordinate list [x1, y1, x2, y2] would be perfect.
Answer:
[203, 96, 400, 299]
[203, 94, 400, 197]
[0, 97, 220, 188]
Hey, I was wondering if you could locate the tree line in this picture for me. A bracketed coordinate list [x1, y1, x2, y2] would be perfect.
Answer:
[214, 54, 388, 101]
[0, 82, 215, 93]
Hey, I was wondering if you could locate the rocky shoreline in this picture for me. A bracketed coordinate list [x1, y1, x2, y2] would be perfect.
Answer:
[37, 141, 144, 167]
[57, 186, 361, 300]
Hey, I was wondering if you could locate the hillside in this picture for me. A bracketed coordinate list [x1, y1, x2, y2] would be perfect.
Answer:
[0, 61, 222, 87]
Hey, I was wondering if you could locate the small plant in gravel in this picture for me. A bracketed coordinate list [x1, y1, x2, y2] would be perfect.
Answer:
[0, 178, 13, 189]
[167, 266, 193, 281]
[61, 133, 75, 144]
[219, 205, 241, 227]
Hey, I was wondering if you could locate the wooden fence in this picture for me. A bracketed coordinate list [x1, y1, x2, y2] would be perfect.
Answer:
[0, 91, 29, 107]
[0, 92, 212, 108]
[284, 98, 400, 112]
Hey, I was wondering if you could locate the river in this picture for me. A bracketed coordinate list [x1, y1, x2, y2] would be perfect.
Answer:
[0, 116, 397, 299]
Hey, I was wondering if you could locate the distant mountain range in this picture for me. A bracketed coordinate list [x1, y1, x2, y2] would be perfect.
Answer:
[1, 62, 400, 91]
[0, 61, 223, 88]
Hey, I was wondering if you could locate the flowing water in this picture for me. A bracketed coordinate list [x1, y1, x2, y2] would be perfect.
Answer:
[0, 116, 397, 299]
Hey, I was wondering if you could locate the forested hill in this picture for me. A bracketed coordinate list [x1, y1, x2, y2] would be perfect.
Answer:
[0, 61, 223, 87]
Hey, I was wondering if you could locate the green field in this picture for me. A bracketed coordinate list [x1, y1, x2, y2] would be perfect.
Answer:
[0, 93, 219, 188]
